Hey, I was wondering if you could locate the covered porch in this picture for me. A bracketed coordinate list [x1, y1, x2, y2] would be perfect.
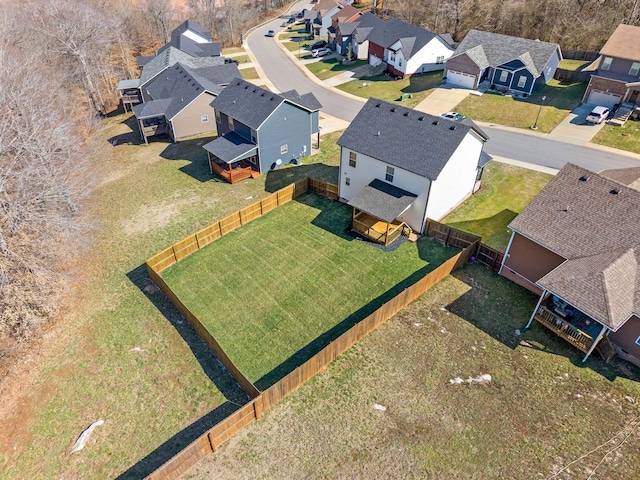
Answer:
[203, 132, 260, 184]
[117, 78, 141, 112]
[347, 179, 415, 246]
[132, 99, 172, 144]
[528, 292, 616, 362]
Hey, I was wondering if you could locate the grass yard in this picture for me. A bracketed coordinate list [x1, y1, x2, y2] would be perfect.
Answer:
[161, 194, 458, 389]
[222, 47, 245, 55]
[443, 162, 553, 251]
[186, 263, 640, 480]
[231, 54, 250, 63]
[306, 57, 367, 80]
[592, 120, 640, 154]
[0, 116, 344, 478]
[558, 59, 591, 70]
[337, 71, 443, 108]
[240, 67, 260, 80]
[455, 80, 587, 132]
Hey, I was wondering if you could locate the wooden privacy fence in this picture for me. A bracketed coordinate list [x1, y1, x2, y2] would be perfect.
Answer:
[561, 49, 599, 62]
[554, 68, 591, 83]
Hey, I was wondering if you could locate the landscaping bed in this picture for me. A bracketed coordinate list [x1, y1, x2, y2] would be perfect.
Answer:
[454, 80, 587, 132]
[161, 194, 458, 389]
[443, 162, 552, 251]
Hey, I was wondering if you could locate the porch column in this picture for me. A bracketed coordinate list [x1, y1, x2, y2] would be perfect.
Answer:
[384, 221, 390, 246]
[138, 118, 147, 145]
[581, 327, 608, 363]
[526, 289, 546, 329]
[498, 230, 515, 274]
[207, 152, 213, 175]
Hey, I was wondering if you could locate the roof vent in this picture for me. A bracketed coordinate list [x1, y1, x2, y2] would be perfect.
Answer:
[418, 116, 424, 121]
[610, 188, 620, 195]
[390, 107, 396, 112]
[403, 112, 409, 117]
[375, 103, 381, 107]
[261, 92, 265, 96]
[579, 175, 589, 182]
[432, 120, 438, 125]
[376, 131, 380, 136]
[244, 85, 249, 89]
[270, 96, 274, 100]
[449, 125, 456, 130]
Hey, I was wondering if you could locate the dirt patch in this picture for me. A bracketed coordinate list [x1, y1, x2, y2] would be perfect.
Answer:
[122, 196, 199, 235]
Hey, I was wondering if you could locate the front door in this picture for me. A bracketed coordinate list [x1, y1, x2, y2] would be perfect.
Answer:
[629, 90, 640, 104]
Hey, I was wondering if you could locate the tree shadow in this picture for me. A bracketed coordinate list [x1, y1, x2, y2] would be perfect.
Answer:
[447, 264, 640, 382]
[253, 238, 459, 390]
[263, 163, 339, 193]
[159, 135, 217, 183]
[118, 264, 250, 479]
[444, 209, 517, 250]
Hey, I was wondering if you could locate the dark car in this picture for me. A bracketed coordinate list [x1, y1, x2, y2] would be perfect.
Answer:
[309, 40, 327, 50]
[287, 16, 295, 24]
[224, 58, 239, 64]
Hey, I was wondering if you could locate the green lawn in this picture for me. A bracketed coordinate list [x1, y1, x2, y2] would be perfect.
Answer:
[222, 47, 245, 55]
[337, 71, 443, 108]
[240, 67, 260, 80]
[306, 58, 367, 80]
[187, 263, 640, 479]
[558, 59, 591, 70]
[592, 119, 640, 154]
[454, 80, 587, 132]
[443, 162, 553, 251]
[232, 54, 250, 63]
[162, 194, 457, 389]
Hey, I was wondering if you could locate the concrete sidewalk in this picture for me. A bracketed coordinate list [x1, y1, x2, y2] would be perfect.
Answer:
[414, 85, 473, 116]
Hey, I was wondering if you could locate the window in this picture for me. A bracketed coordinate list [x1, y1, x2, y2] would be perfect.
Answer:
[630, 62, 640, 76]
[389, 52, 396, 62]
[280, 144, 288, 154]
[601, 56, 613, 70]
[201, 115, 209, 123]
[436, 55, 444, 64]
[499, 70, 508, 82]
[398, 58, 403, 67]
[517, 75, 526, 88]
[228, 117, 234, 130]
[385, 166, 394, 183]
[345, 177, 350, 186]
[635, 336, 640, 347]
[349, 151, 357, 167]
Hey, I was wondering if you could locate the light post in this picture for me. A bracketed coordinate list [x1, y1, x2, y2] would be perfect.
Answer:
[531, 95, 546, 130]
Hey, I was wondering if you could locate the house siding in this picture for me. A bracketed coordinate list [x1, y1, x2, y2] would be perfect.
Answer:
[609, 315, 640, 367]
[387, 37, 452, 77]
[542, 48, 562, 82]
[369, 42, 385, 63]
[257, 102, 311, 172]
[446, 54, 480, 77]
[493, 68, 513, 87]
[501, 232, 566, 293]
[216, 112, 252, 141]
[311, 111, 319, 134]
[171, 92, 217, 141]
[355, 39, 369, 60]
[509, 68, 535, 94]
[424, 132, 484, 221]
[338, 147, 431, 233]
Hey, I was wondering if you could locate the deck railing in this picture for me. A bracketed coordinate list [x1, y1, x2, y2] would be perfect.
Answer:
[142, 124, 169, 136]
[352, 213, 406, 246]
[122, 94, 141, 103]
[210, 162, 255, 184]
[534, 306, 594, 353]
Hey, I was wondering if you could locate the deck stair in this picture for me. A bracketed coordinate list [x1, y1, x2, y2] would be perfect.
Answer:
[608, 102, 636, 126]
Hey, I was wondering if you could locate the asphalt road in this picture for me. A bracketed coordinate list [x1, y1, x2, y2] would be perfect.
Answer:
[246, 2, 640, 172]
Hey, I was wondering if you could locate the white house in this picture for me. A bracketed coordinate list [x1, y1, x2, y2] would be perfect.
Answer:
[337, 99, 490, 245]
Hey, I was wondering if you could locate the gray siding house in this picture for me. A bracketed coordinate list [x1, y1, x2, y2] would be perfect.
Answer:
[204, 79, 322, 183]
[444, 30, 562, 94]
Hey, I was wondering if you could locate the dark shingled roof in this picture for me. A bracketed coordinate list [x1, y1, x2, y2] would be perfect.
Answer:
[351, 12, 385, 43]
[203, 132, 258, 163]
[132, 98, 172, 119]
[348, 179, 417, 223]
[337, 98, 488, 181]
[600, 166, 640, 191]
[451, 29, 560, 77]
[136, 56, 154, 67]
[160, 20, 223, 58]
[280, 90, 322, 111]
[139, 47, 225, 87]
[212, 79, 321, 129]
[366, 18, 441, 59]
[508, 163, 640, 330]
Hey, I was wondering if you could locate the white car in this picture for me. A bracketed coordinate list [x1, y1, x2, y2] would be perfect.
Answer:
[585, 106, 610, 124]
[311, 47, 331, 58]
[440, 112, 466, 121]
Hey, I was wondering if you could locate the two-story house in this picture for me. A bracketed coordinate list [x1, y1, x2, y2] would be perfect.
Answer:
[311, 0, 353, 38]
[204, 79, 322, 183]
[583, 24, 640, 108]
[327, 4, 361, 53]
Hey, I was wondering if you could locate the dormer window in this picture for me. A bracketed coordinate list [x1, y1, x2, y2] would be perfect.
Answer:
[630, 62, 640, 76]
[601, 56, 613, 71]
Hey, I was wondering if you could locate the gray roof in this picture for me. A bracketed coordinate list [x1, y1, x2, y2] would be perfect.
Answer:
[366, 18, 441, 58]
[132, 98, 172, 119]
[508, 163, 640, 330]
[440, 33, 455, 48]
[139, 46, 225, 88]
[136, 56, 154, 67]
[348, 179, 417, 223]
[203, 132, 258, 163]
[337, 98, 488, 181]
[351, 13, 385, 43]
[117, 79, 140, 90]
[280, 90, 322, 111]
[161, 20, 222, 58]
[451, 30, 560, 77]
[478, 151, 492, 168]
[212, 79, 321, 129]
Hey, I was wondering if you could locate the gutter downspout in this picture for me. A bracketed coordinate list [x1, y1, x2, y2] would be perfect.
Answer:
[498, 230, 516, 274]
[526, 289, 546, 329]
[420, 179, 432, 234]
[582, 327, 608, 363]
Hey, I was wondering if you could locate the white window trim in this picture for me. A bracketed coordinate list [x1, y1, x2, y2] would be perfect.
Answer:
[201, 115, 209, 123]
[349, 151, 357, 168]
[499, 70, 508, 82]
[635, 336, 640, 346]
[602, 56, 613, 71]
[345, 177, 350, 186]
[517, 76, 526, 88]
[385, 166, 394, 183]
[280, 144, 288, 155]
[436, 55, 444, 64]
[630, 62, 640, 76]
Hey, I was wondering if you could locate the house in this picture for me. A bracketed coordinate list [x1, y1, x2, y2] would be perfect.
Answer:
[499, 163, 640, 365]
[203, 79, 322, 183]
[444, 29, 562, 93]
[311, 0, 353, 38]
[131, 62, 240, 143]
[582, 24, 640, 108]
[327, 4, 361, 52]
[117, 20, 225, 111]
[337, 98, 490, 245]
[338, 15, 454, 78]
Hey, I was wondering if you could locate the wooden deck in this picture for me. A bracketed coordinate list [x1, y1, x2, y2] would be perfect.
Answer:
[352, 211, 409, 246]
[210, 161, 258, 184]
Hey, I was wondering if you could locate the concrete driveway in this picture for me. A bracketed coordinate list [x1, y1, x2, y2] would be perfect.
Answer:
[414, 85, 472, 116]
[547, 103, 607, 145]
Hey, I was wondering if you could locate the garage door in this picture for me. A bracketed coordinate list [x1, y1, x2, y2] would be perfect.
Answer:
[446, 70, 476, 89]
[587, 90, 621, 108]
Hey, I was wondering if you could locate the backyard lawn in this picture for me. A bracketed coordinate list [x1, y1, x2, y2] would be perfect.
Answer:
[558, 59, 591, 70]
[306, 57, 367, 80]
[443, 162, 553, 251]
[455, 80, 587, 132]
[337, 71, 443, 108]
[161, 194, 457, 389]
[187, 263, 640, 479]
[592, 119, 640, 154]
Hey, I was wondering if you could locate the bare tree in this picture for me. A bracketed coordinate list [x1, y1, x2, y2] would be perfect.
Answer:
[141, 0, 175, 44]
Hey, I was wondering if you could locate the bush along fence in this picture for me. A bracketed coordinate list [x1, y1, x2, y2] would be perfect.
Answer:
[143, 179, 499, 479]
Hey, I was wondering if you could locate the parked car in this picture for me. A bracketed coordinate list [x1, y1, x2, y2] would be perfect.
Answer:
[311, 47, 331, 58]
[287, 16, 295, 24]
[266, 30, 275, 37]
[309, 40, 327, 50]
[440, 112, 466, 121]
[585, 106, 611, 124]
[224, 58, 239, 64]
